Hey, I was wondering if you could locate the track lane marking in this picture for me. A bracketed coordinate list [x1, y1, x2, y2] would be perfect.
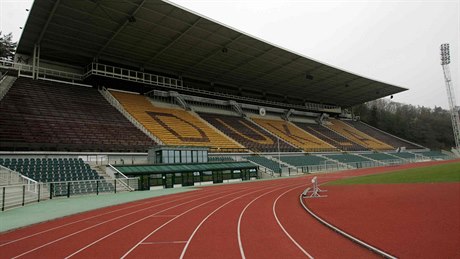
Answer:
[0, 190, 205, 247]
[237, 183, 306, 259]
[120, 183, 280, 259]
[62, 187, 245, 259]
[179, 183, 296, 259]
[10, 188, 230, 259]
[141, 241, 187, 245]
[273, 186, 314, 259]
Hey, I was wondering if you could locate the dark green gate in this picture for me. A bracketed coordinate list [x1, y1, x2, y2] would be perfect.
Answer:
[182, 172, 194, 186]
[212, 171, 223, 183]
[163, 173, 174, 188]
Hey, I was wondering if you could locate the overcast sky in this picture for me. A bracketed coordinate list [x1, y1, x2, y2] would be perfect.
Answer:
[1, 0, 458, 109]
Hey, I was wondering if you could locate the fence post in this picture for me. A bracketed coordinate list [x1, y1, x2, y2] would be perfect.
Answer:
[22, 185, 25, 206]
[2, 187, 5, 211]
[96, 181, 99, 195]
[67, 182, 71, 198]
[38, 184, 41, 203]
[114, 179, 117, 194]
[50, 183, 53, 199]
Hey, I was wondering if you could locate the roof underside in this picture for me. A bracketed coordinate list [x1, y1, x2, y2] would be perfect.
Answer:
[17, 0, 407, 107]
[114, 161, 257, 174]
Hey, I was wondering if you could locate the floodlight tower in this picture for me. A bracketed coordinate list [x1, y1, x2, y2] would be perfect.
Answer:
[440, 43, 460, 150]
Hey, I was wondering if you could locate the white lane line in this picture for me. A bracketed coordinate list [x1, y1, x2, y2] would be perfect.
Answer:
[179, 184, 285, 259]
[273, 186, 314, 259]
[63, 188, 240, 259]
[0, 190, 205, 247]
[299, 193, 397, 259]
[237, 183, 305, 259]
[11, 189, 224, 259]
[141, 241, 187, 245]
[121, 184, 274, 259]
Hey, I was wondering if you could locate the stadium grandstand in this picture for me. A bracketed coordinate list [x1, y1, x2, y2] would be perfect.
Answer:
[0, 0, 454, 210]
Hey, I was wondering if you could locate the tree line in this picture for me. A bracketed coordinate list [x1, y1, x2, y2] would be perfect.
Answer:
[352, 99, 455, 150]
[0, 31, 16, 61]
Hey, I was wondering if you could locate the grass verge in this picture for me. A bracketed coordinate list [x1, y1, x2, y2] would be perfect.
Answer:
[327, 161, 460, 185]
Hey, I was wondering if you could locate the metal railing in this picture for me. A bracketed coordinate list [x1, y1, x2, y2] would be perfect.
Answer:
[86, 63, 182, 88]
[0, 178, 138, 211]
[0, 59, 84, 82]
[85, 62, 341, 113]
[0, 165, 38, 190]
[0, 75, 16, 101]
[294, 158, 426, 174]
[99, 88, 164, 145]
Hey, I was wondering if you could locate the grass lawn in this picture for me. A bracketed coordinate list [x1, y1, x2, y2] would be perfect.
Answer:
[327, 161, 460, 185]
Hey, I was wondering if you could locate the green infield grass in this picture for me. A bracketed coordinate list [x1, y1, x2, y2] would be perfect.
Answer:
[327, 161, 460, 185]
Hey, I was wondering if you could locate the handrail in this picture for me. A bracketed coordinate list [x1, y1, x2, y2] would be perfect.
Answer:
[0, 60, 84, 82]
[0, 75, 16, 101]
[99, 88, 164, 145]
[85, 62, 341, 113]
[108, 164, 128, 179]
[0, 70, 8, 82]
[19, 175, 38, 193]
[0, 165, 23, 184]
[108, 164, 135, 191]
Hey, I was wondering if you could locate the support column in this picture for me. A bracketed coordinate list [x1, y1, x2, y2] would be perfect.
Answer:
[31, 44, 40, 79]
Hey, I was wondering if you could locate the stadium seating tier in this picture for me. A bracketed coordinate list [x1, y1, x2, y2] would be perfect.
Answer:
[251, 117, 337, 152]
[344, 120, 423, 149]
[294, 122, 367, 151]
[198, 112, 299, 152]
[0, 78, 155, 152]
[110, 91, 243, 151]
[325, 119, 394, 150]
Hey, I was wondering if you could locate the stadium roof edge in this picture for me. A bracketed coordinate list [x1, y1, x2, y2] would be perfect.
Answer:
[163, 0, 408, 94]
[16, 0, 407, 108]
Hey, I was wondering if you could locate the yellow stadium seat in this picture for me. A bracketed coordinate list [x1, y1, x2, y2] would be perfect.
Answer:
[110, 91, 242, 151]
[251, 117, 337, 152]
[326, 119, 393, 150]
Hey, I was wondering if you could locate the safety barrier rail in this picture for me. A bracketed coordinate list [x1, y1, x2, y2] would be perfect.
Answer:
[0, 178, 137, 211]
[85, 62, 341, 113]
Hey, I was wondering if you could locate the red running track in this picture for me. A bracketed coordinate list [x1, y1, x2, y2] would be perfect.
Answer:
[306, 162, 460, 258]
[0, 160, 456, 259]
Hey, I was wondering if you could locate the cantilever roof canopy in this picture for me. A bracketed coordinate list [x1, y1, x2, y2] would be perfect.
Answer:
[17, 0, 407, 108]
[114, 161, 257, 175]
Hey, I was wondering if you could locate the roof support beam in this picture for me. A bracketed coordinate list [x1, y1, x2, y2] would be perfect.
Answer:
[37, 0, 61, 44]
[242, 57, 303, 85]
[211, 46, 277, 82]
[182, 34, 245, 75]
[96, 0, 147, 57]
[307, 70, 343, 88]
[143, 18, 202, 64]
[94, 4, 310, 75]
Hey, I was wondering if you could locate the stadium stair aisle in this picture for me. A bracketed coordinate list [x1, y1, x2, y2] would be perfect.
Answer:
[110, 91, 243, 151]
[325, 119, 394, 151]
[251, 117, 337, 152]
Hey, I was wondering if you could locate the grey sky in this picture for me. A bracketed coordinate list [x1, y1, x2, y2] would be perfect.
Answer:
[1, 0, 458, 109]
